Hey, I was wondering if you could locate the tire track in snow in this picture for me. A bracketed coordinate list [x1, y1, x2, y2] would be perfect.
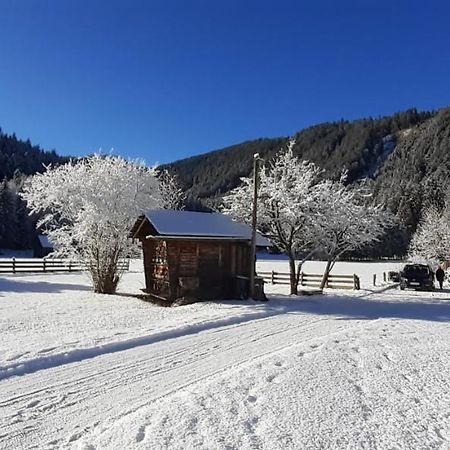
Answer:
[0, 310, 287, 381]
[0, 313, 322, 407]
[0, 313, 364, 449]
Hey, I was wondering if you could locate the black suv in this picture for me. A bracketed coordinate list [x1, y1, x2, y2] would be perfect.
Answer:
[399, 264, 434, 291]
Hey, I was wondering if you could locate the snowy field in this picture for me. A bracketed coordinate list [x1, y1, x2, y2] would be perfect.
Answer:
[1, 259, 450, 449]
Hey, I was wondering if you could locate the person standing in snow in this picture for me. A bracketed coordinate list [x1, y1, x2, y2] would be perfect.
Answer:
[435, 266, 445, 290]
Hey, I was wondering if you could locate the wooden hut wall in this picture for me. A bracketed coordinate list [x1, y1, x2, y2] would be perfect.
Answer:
[198, 242, 229, 298]
[231, 243, 250, 277]
[142, 239, 170, 298]
[165, 241, 197, 300]
[141, 236, 252, 300]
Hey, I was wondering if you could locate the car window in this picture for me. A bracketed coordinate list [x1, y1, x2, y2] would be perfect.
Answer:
[403, 265, 430, 276]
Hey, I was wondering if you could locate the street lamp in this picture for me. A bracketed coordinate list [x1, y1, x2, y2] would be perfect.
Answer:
[249, 153, 262, 299]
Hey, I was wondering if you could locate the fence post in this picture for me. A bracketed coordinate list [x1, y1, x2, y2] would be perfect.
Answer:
[373, 274, 376, 286]
[69, 260, 72, 272]
[12, 257, 16, 274]
[43, 259, 46, 272]
[354, 274, 360, 290]
[300, 272, 304, 286]
[271, 270, 275, 285]
[383, 272, 386, 282]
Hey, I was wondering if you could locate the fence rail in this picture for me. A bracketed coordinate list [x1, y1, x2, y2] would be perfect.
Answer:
[258, 270, 360, 290]
[0, 258, 130, 274]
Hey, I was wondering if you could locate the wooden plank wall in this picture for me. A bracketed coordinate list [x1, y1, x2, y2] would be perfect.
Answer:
[142, 239, 253, 300]
[143, 240, 171, 298]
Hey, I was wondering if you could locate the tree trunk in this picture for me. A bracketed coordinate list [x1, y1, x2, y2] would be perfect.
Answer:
[295, 261, 302, 290]
[289, 255, 298, 295]
[320, 258, 333, 290]
[93, 272, 119, 294]
[90, 259, 120, 294]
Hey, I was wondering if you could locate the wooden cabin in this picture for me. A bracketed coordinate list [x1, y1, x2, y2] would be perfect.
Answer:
[130, 210, 270, 302]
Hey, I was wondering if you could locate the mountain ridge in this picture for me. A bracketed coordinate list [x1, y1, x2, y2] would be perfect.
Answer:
[2, 106, 449, 256]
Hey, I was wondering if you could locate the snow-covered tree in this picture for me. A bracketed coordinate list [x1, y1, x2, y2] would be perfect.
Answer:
[22, 155, 162, 294]
[314, 177, 393, 289]
[222, 141, 322, 294]
[158, 169, 185, 210]
[408, 206, 450, 264]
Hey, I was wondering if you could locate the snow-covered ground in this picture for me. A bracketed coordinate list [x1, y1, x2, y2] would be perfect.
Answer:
[1, 259, 449, 449]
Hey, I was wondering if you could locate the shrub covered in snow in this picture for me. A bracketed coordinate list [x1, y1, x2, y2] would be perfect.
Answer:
[22, 155, 162, 294]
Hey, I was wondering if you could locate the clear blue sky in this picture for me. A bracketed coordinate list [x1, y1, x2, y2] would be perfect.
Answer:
[0, 0, 449, 165]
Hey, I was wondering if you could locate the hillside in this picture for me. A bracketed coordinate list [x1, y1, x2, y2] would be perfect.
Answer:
[0, 131, 71, 252]
[2, 107, 450, 256]
[166, 108, 450, 256]
[372, 108, 450, 227]
[0, 129, 70, 180]
[166, 109, 434, 206]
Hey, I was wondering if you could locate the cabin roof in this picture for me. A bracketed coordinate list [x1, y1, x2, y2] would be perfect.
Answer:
[133, 209, 271, 246]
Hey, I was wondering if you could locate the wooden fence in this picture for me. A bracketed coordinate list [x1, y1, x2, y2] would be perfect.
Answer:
[258, 270, 360, 290]
[0, 258, 130, 274]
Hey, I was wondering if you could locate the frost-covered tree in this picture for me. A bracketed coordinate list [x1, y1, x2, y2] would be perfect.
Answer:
[408, 206, 450, 264]
[158, 169, 185, 210]
[22, 155, 162, 294]
[222, 141, 322, 294]
[315, 177, 393, 289]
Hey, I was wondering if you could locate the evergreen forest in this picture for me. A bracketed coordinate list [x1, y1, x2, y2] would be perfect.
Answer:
[0, 130, 70, 253]
[2, 107, 450, 258]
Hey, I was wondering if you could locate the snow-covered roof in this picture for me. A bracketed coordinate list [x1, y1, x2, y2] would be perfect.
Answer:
[144, 210, 271, 246]
[38, 234, 53, 249]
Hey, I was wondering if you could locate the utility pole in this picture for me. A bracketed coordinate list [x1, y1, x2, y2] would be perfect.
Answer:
[249, 153, 260, 299]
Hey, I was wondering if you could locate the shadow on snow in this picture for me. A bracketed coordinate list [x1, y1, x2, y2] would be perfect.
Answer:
[0, 276, 91, 296]
[245, 290, 450, 323]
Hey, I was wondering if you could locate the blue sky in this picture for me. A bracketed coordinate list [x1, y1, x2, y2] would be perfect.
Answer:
[0, 0, 449, 165]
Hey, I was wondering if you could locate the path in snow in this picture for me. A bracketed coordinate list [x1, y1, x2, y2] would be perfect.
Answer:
[0, 307, 358, 449]
[84, 318, 450, 450]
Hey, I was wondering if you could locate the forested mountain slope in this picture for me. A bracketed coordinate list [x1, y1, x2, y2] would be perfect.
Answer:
[166, 108, 450, 256]
[370, 108, 450, 245]
[0, 131, 71, 252]
[2, 107, 449, 256]
[166, 109, 434, 210]
[0, 130, 70, 180]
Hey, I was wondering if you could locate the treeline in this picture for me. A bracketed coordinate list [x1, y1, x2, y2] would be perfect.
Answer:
[166, 107, 445, 257]
[166, 109, 434, 207]
[0, 177, 37, 250]
[367, 107, 450, 257]
[0, 129, 70, 180]
[2, 107, 449, 257]
[290, 108, 434, 182]
[164, 138, 287, 210]
[0, 131, 70, 251]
